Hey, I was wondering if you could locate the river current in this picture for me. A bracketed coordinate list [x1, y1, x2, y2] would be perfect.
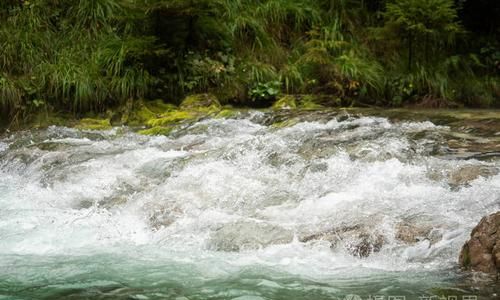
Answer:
[0, 110, 499, 299]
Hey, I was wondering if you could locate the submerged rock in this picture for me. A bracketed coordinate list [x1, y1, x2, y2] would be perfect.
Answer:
[144, 202, 184, 231]
[300, 225, 386, 258]
[448, 165, 498, 186]
[209, 221, 294, 252]
[301, 219, 446, 258]
[459, 212, 500, 275]
[395, 217, 443, 245]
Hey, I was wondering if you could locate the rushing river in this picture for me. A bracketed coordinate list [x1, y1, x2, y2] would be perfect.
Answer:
[0, 110, 499, 299]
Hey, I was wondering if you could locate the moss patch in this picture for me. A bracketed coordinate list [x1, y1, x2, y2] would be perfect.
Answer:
[146, 110, 197, 127]
[126, 100, 178, 126]
[76, 118, 112, 130]
[128, 104, 157, 126]
[146, 99, 177, 114]
[298, 95, 325, 109]
[180, 94, 221, 110]
[460, 244, 471, 269]
[273, 95, 297, 110]
[215, 109, 239, 119]
[273, 94, 334, 110]
[138, 126, 174, 136]
[271, 119, 299, 128]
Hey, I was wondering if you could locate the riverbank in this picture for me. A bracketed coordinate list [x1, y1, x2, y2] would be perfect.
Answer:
[3, 94, 500, 137]
[2, 0, 499, 125]
[1, 105, 499, 299]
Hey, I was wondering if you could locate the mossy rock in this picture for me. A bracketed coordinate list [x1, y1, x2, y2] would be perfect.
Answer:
[271, 119, 299, 129]
[128, 104, 157, 126]
[298, 95, 325, 109]
[215, 109, 239, 119]
[273, 95, 297, 110]
[127, 100, 177, 126]
[76, 118, 112, 130]
[273, 95, 330, 110]
[180, 94, 221, 111]
[110, 99, 134, 125]
[145, 99, 177, 114]
[460, 244, 471, 268]
[138, 126, 174, 136]
[146, 110, 197, 127]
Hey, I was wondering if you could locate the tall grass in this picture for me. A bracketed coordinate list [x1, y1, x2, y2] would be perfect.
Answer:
[0, 0, 155, 118]
[0, 0, 498, 118]
[0, 75, 22, 116]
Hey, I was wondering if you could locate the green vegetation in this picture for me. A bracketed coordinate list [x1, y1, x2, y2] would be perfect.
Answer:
[76, 118, 112, 131]
[1, 0, 499, 128]
[273, 95, 297, 110]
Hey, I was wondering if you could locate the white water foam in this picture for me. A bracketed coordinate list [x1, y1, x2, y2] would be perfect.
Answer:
[0, 115, 499, 280]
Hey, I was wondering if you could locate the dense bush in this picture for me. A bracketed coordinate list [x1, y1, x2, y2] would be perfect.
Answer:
[0, 0, 499, 123]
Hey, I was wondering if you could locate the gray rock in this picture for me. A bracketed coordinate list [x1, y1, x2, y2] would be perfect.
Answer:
[448, 165, 498, 186]
[395, 218, 443, 245]
[145, 203, 183, 230]
[209, 221, 294, 252]
[300, 225, 386, 258]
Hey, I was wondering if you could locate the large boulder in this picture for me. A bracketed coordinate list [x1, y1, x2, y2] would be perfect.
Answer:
[459, 212, 500, 274]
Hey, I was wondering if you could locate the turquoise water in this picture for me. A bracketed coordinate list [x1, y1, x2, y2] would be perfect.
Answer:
[0, 252, 463, 299]
[0, 112, 499, 299]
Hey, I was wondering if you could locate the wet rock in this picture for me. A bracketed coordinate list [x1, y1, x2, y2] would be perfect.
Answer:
[76, 118, 112, 131]
[459, 212, 500, 274]
[300, 225, 386, 258]
[209, 221, 294, 252]
[34, 141, 72, 152]
[261, 109, 339, 127]
[144, 203, 184, 231]
[449, 165, 498, 186]
[307, 162, 328, 173]
[395, 218, 443, 245]
[298, 138, 340, 159]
